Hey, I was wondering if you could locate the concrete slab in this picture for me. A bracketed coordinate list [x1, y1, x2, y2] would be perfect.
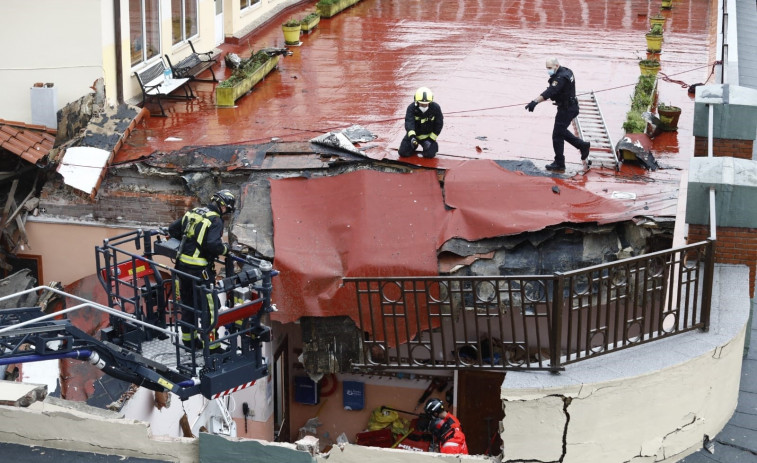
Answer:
[0, 380, 46, 407]
[0, 442, 170, 462]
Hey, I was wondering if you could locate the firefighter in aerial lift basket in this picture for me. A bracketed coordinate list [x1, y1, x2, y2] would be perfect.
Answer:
[168, 189, 236, 354]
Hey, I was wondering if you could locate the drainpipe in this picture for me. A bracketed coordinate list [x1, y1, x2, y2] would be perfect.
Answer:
[707, 103, 716, 240]
[114, 0, 124, 104]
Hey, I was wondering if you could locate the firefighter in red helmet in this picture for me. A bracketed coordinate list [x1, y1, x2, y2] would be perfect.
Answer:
[424, 398, 469, 454]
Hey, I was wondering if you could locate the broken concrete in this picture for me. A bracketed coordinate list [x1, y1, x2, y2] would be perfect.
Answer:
[0, 380, 46, 407]
[0, 269, 37, 309]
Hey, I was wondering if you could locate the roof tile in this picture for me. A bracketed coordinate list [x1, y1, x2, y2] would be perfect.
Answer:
[0, 119, 55, 165]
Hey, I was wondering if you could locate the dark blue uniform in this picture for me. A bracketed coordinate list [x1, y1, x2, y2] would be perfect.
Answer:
[398, 101, 444, 158]
[539, 66, 588, 167]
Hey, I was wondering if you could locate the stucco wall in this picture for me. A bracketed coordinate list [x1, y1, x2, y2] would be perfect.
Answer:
[500, 264, 750, 463]
[24, 220, 133, 286]
[0, 0, 103, 124]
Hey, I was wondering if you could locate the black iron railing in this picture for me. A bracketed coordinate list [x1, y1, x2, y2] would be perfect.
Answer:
[346, 240, 714, 372]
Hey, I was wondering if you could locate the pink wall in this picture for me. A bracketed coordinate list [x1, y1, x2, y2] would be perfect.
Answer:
[289, 376, 447, 447]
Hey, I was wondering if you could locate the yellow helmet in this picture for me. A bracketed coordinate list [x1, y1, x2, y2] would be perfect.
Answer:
[414, 87, 433, 104]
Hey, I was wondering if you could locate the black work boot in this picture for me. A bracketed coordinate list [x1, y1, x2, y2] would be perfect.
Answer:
[545, 162, 566, 172]
[580, 141, 591, 160]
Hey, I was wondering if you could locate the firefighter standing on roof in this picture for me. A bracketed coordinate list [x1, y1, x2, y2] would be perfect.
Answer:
[424, 398, 468, 454]
[398, 87, 444, 159]
[525, 57, 591, 172]
[168, 189, 235, 353]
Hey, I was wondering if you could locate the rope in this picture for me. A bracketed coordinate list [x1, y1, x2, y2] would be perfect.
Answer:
[54, 59, 722, 170]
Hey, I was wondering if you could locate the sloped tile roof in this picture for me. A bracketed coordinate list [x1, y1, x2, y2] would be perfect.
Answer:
[0, 119, 56, 165]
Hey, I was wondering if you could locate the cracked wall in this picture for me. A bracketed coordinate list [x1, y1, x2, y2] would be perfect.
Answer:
[500, 265, 750, 463]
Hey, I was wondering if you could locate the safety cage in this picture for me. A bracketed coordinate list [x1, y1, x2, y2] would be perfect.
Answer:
[0, 229, 277, 401]
[94, 228, 278, 399]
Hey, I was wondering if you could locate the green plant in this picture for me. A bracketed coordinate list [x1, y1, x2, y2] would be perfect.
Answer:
[217, 50, 272, 88]
[637, 75, 656, 95]
[283, 18, 301, 27]
[648, 24, 663, 36]
[317, 0, 340, 6]
[301, 12, 320, 23]
[623, 111, 647, 133]
[658, 103, 680, 112]
[639, 58, 660, 67]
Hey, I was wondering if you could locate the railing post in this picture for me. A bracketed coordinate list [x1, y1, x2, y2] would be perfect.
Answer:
[550, 273, 564, 372]
[700, 240, 715, 331]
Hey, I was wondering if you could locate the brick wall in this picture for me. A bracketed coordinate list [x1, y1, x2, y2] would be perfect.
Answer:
[39, 190, 197, 226]
[693, 136, 753, 158]
[688, 224, 757, 298]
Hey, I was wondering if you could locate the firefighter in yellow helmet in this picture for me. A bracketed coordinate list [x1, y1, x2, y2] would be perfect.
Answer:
[399, 87, 444, 159]
[168, 189, 235, 354]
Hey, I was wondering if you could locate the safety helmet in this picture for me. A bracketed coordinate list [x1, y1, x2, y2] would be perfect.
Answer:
[424, 398, 444, 417]
[211, 189, 236, 213]
[414, 87, 433, 104]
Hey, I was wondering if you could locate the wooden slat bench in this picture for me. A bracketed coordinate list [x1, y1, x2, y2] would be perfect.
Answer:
[165, 40, 218, 83]
[135, 59, 195, 117]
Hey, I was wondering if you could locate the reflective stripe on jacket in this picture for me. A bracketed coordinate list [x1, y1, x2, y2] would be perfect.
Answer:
[405, 101, 444, 141]
[168, 204, 228, 268]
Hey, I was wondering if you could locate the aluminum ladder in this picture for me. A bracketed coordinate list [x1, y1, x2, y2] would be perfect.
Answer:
[574, 91, 620, 171]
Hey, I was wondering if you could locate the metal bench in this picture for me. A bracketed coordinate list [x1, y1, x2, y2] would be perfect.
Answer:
[165, 40, 218, 83]
[135, 59, 195, 117]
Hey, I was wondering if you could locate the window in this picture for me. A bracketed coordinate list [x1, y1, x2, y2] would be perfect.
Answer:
[129, 0, 160, 67]
[239, 0, 261, 11]
[2, 255, 42, 285]
[171, 0, 198, 45]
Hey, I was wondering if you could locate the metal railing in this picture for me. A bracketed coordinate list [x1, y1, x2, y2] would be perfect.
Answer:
[346, 240, 714, 373]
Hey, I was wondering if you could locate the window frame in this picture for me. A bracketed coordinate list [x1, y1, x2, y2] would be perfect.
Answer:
[129, 0, 162, 69]
[239, 0, 262, 12]
[171, 0, 199, 46]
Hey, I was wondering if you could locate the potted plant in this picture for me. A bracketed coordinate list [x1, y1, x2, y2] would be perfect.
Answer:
[282, 18, 302, 45]
[645, 23, 663, 53]
[661, 0, 673, 9]
[300, 12, 321, 33]
[216, 50, 281, 107]
[657, 103, 682, 131]
[639, 58, 660, 76]
[649, 13, 666, 28]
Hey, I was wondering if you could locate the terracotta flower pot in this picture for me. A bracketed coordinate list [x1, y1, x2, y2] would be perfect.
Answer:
[657, 105, 681, 131]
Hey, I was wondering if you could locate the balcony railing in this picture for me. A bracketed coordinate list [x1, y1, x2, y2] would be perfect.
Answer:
[345, 240, 714, 373]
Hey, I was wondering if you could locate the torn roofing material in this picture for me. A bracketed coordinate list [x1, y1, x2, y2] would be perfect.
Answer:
[57, 146, 112, 199]
[270, 169, 446, 340]
[268, 161, 644, 338]
[441, 160, 630, 242]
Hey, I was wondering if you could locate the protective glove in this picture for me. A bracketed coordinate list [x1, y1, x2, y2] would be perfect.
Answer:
[421, 140, 433, 151]
[525, 100, 538, 112]
[410, 137, 419, 148]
